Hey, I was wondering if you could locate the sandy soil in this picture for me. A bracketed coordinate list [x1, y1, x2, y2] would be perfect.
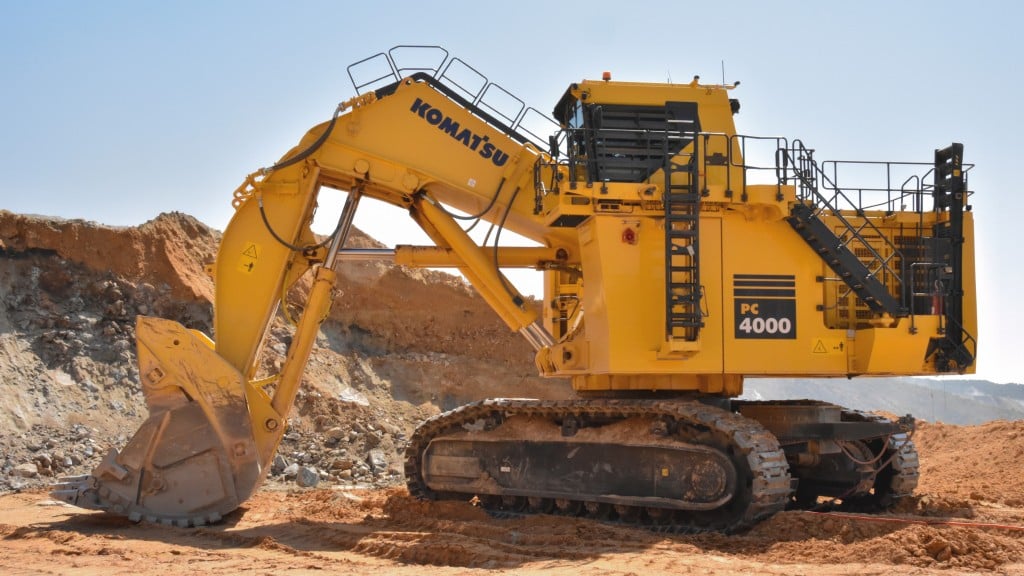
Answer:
[4, 420, 1024, 576]
[2, 488, 1022, 576]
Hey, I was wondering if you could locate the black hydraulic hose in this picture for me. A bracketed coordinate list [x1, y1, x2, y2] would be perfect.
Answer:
[492, 186, 521, 301]
[264, 104, 343, 173]
[258, 196, 342, 252]
[436, 177, 506, 221]
[257, 103, 345, 252]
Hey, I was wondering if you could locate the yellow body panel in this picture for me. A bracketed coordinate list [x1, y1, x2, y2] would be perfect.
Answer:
[554, 201, 977, 388]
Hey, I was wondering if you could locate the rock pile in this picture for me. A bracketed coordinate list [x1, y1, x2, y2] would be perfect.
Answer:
[265, 392, 410, 490]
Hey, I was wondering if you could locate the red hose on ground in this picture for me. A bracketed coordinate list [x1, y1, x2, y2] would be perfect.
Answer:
[806, 511, 1024, 532]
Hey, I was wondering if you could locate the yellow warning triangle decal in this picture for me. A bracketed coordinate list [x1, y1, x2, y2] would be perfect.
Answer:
[813, 340, 828, 354]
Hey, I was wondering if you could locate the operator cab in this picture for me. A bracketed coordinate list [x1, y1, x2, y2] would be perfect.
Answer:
[553, 79, 740, 186]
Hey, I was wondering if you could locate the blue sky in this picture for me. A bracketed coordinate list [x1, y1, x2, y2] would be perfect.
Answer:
[1, 1, 1021, 383]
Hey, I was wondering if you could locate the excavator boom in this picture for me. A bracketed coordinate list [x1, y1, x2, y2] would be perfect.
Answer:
[54, 46, 976, 529]
[52, 57, 568, 524]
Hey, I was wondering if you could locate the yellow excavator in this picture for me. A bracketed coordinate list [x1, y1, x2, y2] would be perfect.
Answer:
[53, 46, 976, 531]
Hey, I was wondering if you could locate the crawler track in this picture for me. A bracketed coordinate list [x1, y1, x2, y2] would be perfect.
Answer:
[405, 398, 793, 533]
[838, 408, 919, 509]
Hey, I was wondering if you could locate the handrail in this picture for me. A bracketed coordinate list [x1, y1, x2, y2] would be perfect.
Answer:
[779, 140, 905, 308]
[347, 45, 557, 150]
[816, 159, 973, 215]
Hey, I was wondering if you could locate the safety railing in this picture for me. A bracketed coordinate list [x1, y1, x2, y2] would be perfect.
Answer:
[347, 45, 558, 150]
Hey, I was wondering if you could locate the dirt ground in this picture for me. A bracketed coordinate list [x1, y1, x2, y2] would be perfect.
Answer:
[2, 212, 1023, 574]
[3, 419, 1024, 576]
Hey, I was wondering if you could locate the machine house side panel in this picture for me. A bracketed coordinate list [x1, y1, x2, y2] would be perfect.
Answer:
[720, 210, 849, 376]
[574, 215, 724, 378]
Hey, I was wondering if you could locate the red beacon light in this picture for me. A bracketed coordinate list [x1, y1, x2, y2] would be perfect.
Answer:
[602, 71, 611, 81]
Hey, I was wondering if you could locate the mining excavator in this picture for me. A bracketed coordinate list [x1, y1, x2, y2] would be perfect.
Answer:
[54, 46, 977, 531]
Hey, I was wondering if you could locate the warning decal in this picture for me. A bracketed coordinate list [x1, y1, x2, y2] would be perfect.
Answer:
[812, 339, 845, 355]
[237, 242, 261, 274]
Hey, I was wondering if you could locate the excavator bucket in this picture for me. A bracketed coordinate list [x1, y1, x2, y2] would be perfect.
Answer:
[52, 176, 354, 526]
[51, 316, 276, 526]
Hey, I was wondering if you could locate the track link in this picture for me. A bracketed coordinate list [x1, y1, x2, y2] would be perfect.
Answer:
[405, 399, 792, 533]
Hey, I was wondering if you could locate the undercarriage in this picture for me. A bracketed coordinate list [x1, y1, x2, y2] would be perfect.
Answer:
[406, 398, 917, 532]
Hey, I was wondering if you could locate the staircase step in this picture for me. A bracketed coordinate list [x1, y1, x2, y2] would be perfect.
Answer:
[785, 210, 905, 317]
[666, 319, 701, 328]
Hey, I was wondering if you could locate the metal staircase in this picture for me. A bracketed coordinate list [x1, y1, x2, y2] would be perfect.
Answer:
[786, 203, 904, 315]
[782, 142, 908, 317]
[664, 140, 703, 341]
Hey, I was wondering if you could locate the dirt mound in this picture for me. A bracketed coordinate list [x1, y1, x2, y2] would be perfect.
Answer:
[740, 511, 1024, 571]
[0, 210, 217, 302]
[914, 419, 1024, 506]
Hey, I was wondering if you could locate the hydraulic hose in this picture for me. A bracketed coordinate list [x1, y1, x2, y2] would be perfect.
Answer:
[263, 104, 343, 174]
[256, 103, 346, 253]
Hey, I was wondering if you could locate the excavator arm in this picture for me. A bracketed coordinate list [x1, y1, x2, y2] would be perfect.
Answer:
[52, 73, 573, 525]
